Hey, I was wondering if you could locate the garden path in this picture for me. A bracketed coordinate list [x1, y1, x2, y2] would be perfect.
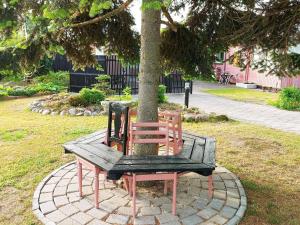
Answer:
[167, 84, 300, 135]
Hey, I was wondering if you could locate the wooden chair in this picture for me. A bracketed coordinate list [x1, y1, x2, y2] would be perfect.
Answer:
[159, 110, 183, 155]
[106, 102, 130, 155]
[126, 122, 180, 218]
[77, 102, 130, 208]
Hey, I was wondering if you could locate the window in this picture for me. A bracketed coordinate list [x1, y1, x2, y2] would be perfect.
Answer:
[215, 52, 225, 64]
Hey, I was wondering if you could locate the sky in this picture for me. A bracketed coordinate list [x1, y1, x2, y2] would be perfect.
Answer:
[129, 1, 188, 32]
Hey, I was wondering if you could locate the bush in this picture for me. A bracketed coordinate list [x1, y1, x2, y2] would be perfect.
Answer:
[94, 74, 115, 96]
[0, 85, 8, 98]
[68, 95, 88, 107]
[7, 87, 37, 97]
[33, 83, 65, 93]
[276, 87, 300, 111]
[34, 71, 69, 87]
[158, 85, 168, 103]
[79, 88, 105, 104]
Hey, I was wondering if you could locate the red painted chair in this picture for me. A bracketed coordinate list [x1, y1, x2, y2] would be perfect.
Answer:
[126, 122, 179, 218]
[77, 103, 130, 208]
[159, 111, 214, 198]
[159, 110, 183, 155]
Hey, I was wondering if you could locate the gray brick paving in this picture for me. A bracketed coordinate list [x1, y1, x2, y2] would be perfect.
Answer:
[167, 86, 300, 135]
[71, 212, 93, 224]
[134, 216, 156, 225]
[106, 214, 129, 224]
[140, 206, 161, 216]
[33, 162, 247, 225]
[181, 214, 203, 225]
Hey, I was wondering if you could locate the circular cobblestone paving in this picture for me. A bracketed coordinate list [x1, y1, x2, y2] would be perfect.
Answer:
[33, 162, 247, 225]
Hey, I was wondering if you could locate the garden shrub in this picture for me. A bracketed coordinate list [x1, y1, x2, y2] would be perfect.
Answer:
[34, 71, 69, 87]
[122, 87, 132, 100]
[276, 87, 300, 111]
[79, 88, 105, 104]
[68, 95, 88, 107]
[158, 85, 168, 103]
[0, 85, 8, 98]
[33, 83, 65, 93]
[7, 87, 38, 97]
[94, 74, 115, 96]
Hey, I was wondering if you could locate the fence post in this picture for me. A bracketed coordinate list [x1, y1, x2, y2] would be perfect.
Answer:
[184, 81, 191, 108]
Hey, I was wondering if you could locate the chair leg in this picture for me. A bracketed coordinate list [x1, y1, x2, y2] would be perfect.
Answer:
[164, 181, 168, 195]
[172, 173, 177, 215]
[208, 175, 213, 198]
[132, 174, 136, 219]
[77, 160, 83, 197]
[123, 178, 129, 192]
[94, 167, 99, 208]
[129, 177, 133, 196]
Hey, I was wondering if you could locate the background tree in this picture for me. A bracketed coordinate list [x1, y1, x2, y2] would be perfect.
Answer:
[1, 0, 300, 154]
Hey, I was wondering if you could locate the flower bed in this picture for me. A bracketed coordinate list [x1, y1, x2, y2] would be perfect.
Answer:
[29, 93, 135, 116]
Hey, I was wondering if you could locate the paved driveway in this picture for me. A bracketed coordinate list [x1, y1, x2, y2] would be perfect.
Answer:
[167, 92, 300, 135]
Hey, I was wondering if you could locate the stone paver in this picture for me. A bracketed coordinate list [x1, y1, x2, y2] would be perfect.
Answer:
[166, 84, 300, 135]
[33, 162, 247, 225]
[134, 216, 156, 225]
[140, 206, 161, 216]
[106, 214, 129, 224]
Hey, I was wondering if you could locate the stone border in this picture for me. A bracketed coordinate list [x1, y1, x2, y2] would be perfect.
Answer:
[33, 162, 247, 225]
[29, 95, 135, 116]
[32, 162, 75, 225]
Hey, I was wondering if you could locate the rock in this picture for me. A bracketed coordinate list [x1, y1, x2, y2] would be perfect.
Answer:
[101, 101, 110, 115]
[183, 113, 196, 122]
[84, 110, 92, 116]
[60, 110, 68, 116]
[91, 111, 100, 116]
[101, 100, 135, 115]
[39, 109, 44, 113]
[51, 111, 59, 116]
[76, 112, 84, 116]
[42, 109, 51, 115]
[76, 107, 85, 112]
[68, 108, 77, 116]
[195, 113, 209, 122]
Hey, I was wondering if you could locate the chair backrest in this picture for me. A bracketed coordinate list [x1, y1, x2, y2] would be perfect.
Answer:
[180, 136, 216, 166]
[129, 122, 169, 155]
[107, 102, 129, 155]
[159, 111, 183, 154]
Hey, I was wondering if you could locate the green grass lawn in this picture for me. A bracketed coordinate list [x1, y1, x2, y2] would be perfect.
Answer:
[0, 97, 299, 225]
[203, 88, 279, 105]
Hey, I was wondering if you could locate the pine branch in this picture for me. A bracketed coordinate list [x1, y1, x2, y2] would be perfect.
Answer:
[68, 0, 133, 28]
[161, 6, 177, 32]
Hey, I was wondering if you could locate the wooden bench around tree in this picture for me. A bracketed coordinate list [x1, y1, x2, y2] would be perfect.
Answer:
[63, 130, 216, 217]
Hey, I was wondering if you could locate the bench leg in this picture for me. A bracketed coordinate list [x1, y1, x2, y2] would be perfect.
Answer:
[172, 172, 177, 215]
[208, 175, 213, 198]
[132, 174, 136, 219]
[94, 167, 100, 208]
[164, 181, 168, 195]
[77, 159, 83, 197]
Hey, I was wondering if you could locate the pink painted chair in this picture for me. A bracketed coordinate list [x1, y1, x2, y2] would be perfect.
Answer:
[77, 103, 130, 208]
[158, 110, 183, 155]
[158, 112, 214, 198]
[127, 122, 179, 218]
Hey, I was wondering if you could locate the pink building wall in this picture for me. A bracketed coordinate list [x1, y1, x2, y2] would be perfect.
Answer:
[214, 49, 300, 89]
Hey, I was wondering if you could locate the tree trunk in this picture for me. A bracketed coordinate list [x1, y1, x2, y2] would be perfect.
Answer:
[135, 0, 161, 156]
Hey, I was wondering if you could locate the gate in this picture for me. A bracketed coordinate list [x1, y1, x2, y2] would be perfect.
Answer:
[52, 55, 191, 94]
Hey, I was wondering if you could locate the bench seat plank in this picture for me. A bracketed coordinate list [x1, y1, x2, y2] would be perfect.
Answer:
[117, 156, 200, 165]
[64, 143, 122, 171]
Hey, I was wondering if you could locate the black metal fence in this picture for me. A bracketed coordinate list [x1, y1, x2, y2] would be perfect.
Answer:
[52, 55, 191, 94]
